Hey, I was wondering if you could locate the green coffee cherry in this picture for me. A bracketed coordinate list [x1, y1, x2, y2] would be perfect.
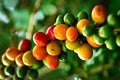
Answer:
[64, 13, 76, 25]
[107, 13, 120, 27]
[28, 69, 38, 80]
[116, 34, 120, 47]
[99, 24, 113, 38]
[77, 11, 88, 21]
[4, 66, 15, 76]
[17, 66, 28, 78]
[105, 37, 118, 50]
[13, 74, 24, 80]
[82, 24, 95, 37]
[54, 14, 64, 25]
[94, 34, 105, 45]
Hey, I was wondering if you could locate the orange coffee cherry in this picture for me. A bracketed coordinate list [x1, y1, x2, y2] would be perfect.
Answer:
[15, 53, 25, 66]
[5, 47, 19, 61]
[76, 19, 90, 34]
[66, 26, 78, 41]
[43, 55, 59, 70]
[53, 24, 68, 40]
[32, 45, 48, 60]
[86, 35, 102, 48]
[91, 4, 107, 24]
[74, 43, 93, 61]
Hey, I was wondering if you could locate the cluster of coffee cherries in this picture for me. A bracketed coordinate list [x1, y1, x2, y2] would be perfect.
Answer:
[0, 38, 41, 80]
[32, 4, 120, 70]
[1, 4, 120, 80]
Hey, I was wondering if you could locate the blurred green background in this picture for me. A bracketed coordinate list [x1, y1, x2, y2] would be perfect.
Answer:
[0, 0, 120, 80]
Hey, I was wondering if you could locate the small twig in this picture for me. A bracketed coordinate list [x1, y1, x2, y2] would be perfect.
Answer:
[114, 27, 120, 32]
[113, 27, 120, 36]
[90, 63, 113, 75]
[26, 0, 41, 40]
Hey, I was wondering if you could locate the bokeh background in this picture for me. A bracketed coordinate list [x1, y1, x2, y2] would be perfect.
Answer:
[0, 0, 120, 80]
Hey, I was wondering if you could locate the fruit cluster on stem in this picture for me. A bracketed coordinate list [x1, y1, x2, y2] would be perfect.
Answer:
[1, 4, 120, 80]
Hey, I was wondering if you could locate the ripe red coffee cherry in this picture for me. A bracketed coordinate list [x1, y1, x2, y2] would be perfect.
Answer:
[46, 25, 56, 40]
[33, 32, 49, 46]
[18, 39, 31, 52]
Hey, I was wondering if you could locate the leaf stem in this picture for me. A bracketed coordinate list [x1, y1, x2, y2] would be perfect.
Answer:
[114, 27, 120, 32]
[26, 0, 41, 40]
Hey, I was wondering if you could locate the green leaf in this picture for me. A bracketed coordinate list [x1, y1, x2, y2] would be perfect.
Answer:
[41, 3, 57, 15]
